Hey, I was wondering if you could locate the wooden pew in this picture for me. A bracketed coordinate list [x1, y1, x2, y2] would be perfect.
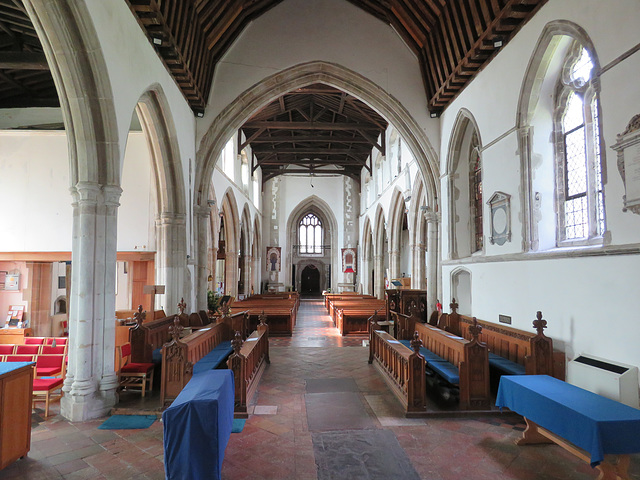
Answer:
[412, 320, 490, 410]
[129, 306, 176, 364]
[391, 304, 422, 341]
[324, 293, 371, 311]
[334, 301, 386, 335]
[231, 297, 297, 336]
[441, 301, 565, 380]
[327, 298, 382, 322]
[227, 314, 270, 418]
[385, 289, 427, 322]
[160, 317, 233, 405]
[368, 329, 426, 417]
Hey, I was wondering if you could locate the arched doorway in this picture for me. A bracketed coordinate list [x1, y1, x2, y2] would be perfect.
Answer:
[300, 265, 320, 294]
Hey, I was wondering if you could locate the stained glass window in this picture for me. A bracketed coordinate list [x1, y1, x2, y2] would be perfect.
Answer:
[471, 139, 483, 252]
[299, 214, 322, 254]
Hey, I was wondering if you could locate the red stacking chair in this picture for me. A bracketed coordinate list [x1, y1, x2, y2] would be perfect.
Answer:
[41, 345, 66, 355]
[36, 355, 65, 377]
[117, 343, 154, 397]
[15, 344, 41, 355]
[5, 354, 34, 362]
[24, 337, 45, 345]
[0, 344, 15, 355]
[32, 378, 64, 417]
[46, 337, 68, 346]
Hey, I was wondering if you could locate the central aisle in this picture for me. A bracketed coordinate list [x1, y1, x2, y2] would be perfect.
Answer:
[220, 299, 603, 480]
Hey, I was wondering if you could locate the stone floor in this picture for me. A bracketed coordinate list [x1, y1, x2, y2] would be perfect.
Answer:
[3, 299, 640, 479]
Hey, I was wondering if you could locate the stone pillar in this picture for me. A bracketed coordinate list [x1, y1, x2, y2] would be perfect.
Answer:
[373, 254, 384, 299]
[424, 208, 440, 315]
[389, 249, 400, 280]
[156, 212, 187, 314]
[244, 254, 253, 296]
[411, 243, 426, 289]
[225, 249, 238, 298]
[61, 182, 121, 422]
[193, 205, 211, 310]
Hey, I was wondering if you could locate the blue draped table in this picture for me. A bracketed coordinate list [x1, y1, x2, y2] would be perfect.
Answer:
[163, 369, 234, 480]
[496, 375, 640, 472]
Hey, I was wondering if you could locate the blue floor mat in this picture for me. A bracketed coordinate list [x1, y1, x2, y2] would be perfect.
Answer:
[98, 415, 157, 430]
[232, 418, 246, 433]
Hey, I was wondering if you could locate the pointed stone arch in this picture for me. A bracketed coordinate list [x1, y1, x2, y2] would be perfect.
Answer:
[135, 87, 188, 313]
[286, 195, 338, 293]
[516, 21, 601, 252]
[388, 188, 408, 280]
[252, 215, 262, 295]
[445, 108, 483, 260]
[409, 177, 428, 289]
[221, 189, 241, 297]
[373, 205, 388, 298]
[238, 204, 252, 295]
[194, 61, 439, 211]
[450, 267, 472, 316]
[361, 216, 374, 295]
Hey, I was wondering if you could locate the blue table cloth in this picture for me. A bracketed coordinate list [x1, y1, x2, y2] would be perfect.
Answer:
[496, 375, 640, 466]
[163, 369, 235, 480]
[0, 361, 34, 375]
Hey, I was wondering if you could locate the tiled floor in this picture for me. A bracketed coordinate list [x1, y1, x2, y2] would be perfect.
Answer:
[3, 299, 640, 479]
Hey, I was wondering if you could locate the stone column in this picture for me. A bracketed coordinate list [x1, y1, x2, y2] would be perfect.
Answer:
[411, 243, 426, 289]
[193, 205, 211, 310]
[244, 254, 253, 295]
[61, 182, 121, 422]
[225, 249, 238, 298]
[156, 212, 187, 314]
[373, 254, 384, 299]
[424, 208, 440, 315]
[389, 249, 400, 281]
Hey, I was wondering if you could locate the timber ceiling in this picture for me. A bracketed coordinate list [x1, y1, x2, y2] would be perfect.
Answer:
[126, 0, 548, 114]
[241, 84, 388, 184]
[0, 0, 58, 109]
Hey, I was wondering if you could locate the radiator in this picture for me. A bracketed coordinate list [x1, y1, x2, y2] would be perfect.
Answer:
[567, 354, 639, 409]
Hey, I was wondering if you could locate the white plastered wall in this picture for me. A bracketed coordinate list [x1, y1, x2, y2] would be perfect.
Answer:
[439, 0, 640, 369]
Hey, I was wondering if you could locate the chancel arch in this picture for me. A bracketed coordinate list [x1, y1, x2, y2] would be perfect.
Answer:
[286, 196, 338, 294]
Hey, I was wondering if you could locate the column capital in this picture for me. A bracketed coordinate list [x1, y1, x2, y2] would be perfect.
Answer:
[156, 212, 187, 226]
[421, 206, 440, 224]
[193, 204, 212, 218]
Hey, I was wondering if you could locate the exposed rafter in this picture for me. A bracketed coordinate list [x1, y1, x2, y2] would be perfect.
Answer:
[241, 84, 387, 185]
[124, 0, 546, 116]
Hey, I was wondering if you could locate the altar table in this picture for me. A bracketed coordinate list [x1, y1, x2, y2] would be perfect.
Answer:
[496, 375, 640, 479]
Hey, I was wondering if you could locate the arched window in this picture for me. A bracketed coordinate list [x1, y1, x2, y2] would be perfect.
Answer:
[470, 134, 482, 252]
[299, 213, 322, 254]
[555, 46, 605, 243]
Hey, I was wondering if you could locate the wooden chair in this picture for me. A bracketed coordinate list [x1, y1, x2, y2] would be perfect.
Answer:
[41, 345, 66, 355]
[15, 344, 41, 355]
[0, 345, 15, 355]
[5, 354, 34, 362]
[32, 378, 64, 417]
[35, 355, 65, 378]
[117, 343, 154, 397]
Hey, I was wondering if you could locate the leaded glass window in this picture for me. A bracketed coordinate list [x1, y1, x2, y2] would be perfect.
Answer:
[557, 46, 605, 243]
[299, 214, 322, 254]
[470, 137, 483, 252]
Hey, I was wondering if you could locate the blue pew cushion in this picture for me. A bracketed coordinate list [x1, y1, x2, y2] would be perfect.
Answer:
[192, 341, 234, 375]
[398, 339, 459, 385]
[152, 348, 162, 365]
[488, 352, 526, 375]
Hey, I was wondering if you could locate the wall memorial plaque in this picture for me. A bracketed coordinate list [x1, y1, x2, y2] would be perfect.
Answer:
[612, 114, 640, 214]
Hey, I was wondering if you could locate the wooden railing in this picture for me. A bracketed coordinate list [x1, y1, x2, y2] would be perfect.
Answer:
[368, 329, 426, 416]
[227, 315, 270, 418]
